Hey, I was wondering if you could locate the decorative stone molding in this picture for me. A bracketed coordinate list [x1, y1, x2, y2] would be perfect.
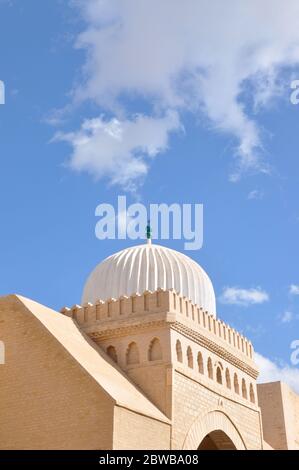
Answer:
[61, 289, 254, 362]
[88, 319, 167, 342]
[182, 408, 247, 450]
[175, 366, 257, 411]
[172, 322, 258, 379]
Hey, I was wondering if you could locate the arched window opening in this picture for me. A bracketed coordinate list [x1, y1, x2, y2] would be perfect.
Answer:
[187, 346, 193, 368]
[207, 357, 213, 379]
[197, 352, 204, 374]
[234, 373, 239, 394]
[106, 345, 118, 363]
[148, 338, 162, 361]
[126, 342, 140, 365]
[225, 368, 231, 389]
[176, 340, 183, 363]
[242, 379, 248, 399]
[216, 366, 222, 384]
[250, 383, 255, 404]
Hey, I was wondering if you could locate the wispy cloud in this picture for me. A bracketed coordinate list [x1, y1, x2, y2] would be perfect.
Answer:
[59, 0, 299, 189]
[247, 189, 264, 200]
[54, 111, 180, 192]
[256, 352, 299, 394]
[245, 323, 266, 339]
[219, 286, 269, 306]
[280, 311, 295, 323]
[289, 284, 299, 295]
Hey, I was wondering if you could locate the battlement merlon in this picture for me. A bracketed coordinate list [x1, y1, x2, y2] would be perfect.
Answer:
[60, 289, 256, 365]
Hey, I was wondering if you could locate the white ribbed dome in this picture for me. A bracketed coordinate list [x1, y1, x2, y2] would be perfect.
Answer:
[82, 242, 216, 316]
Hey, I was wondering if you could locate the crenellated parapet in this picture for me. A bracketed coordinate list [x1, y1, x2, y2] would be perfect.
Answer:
[61, 289, 254, 362]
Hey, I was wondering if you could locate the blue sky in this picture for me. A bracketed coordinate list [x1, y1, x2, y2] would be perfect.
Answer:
[1, 0, 299, 389]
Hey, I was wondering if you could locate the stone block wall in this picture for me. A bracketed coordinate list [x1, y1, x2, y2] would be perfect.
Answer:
[113, 406, 171, 450]
[258, 382, 299, 450]
[173, 370, 262, 449]
[0, 297, 114, 450]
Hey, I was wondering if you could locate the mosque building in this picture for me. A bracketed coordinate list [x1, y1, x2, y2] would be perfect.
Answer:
[0, 238, 298, 450]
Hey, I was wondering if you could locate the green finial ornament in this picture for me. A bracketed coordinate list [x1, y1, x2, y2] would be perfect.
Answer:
[146, 220, 152, 243]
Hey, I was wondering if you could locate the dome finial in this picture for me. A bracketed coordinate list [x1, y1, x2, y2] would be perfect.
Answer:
[146, 220, 152, 245]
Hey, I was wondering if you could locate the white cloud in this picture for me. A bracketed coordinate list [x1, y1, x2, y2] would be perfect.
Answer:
[289, 284, 299, 295]
[279, 310, 299, 323]
[219, 286, 269, 306]
[54, 111, 180, 191]
[280, 311, 294, 323]
[255, 352, 299, 394]
[247, 189, 264, 200]
[66, 0, 299, 186]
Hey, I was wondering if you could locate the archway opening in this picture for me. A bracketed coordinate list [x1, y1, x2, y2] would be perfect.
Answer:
[107, 345, 118, 363]
[198, 430, 237, 450]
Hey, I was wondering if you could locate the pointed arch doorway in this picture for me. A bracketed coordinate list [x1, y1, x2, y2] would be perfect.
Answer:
[183, 410, 246, 450]
[198, 430, 237, 450]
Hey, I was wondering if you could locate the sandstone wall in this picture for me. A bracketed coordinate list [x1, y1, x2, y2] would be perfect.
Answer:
[0, 297, 113, 450]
